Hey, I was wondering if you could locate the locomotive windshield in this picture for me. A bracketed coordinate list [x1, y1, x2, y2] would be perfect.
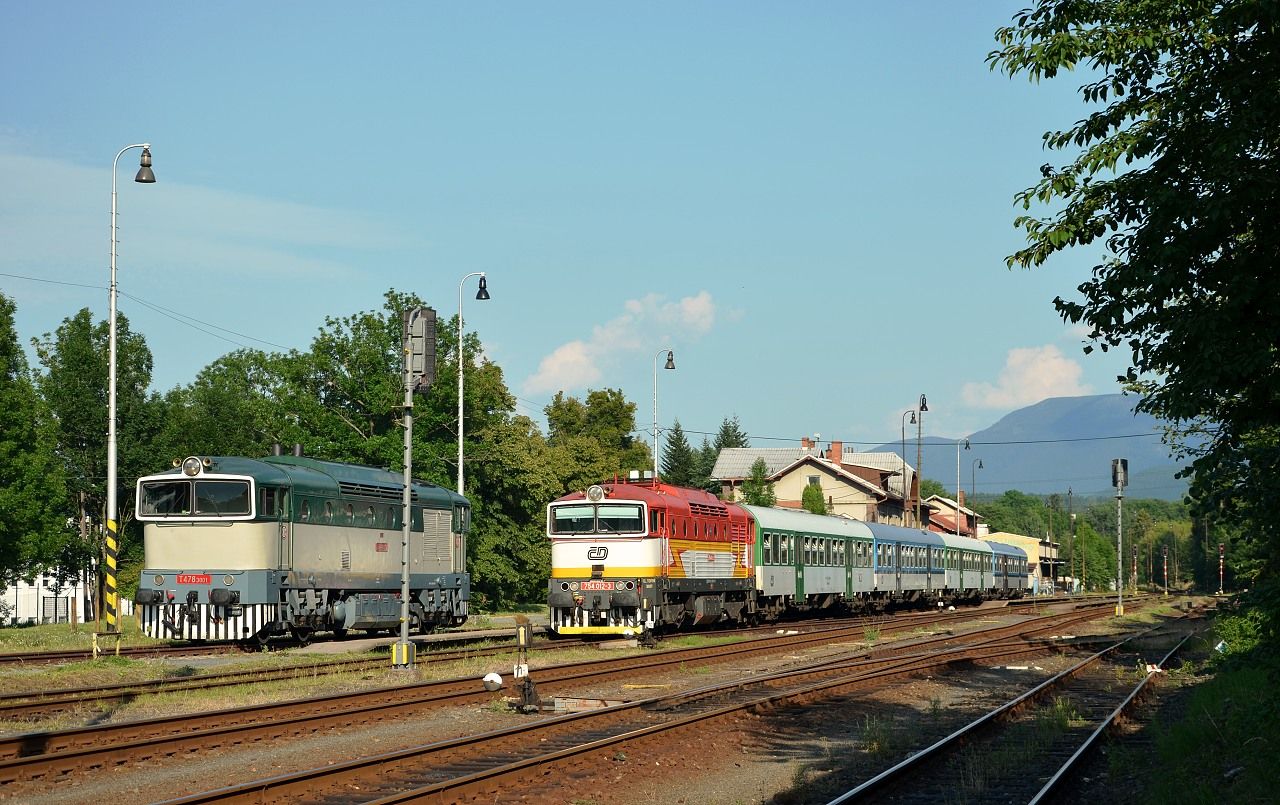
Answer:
[139, 479, 252, 517]
[550, 502, 644, 535]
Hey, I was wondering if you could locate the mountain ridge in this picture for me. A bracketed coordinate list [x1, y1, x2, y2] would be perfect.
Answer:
[874, 394, 1189, 501]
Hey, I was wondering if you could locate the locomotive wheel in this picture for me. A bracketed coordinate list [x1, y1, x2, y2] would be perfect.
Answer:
[240, 631, 270, 652]
[332, 626, 348, 639]
[290, 626, 314, 647]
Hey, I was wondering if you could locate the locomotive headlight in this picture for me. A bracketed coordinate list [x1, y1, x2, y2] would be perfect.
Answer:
[569, 581, 579, 591]
[586, 484, 605, 502]
[615, 581, 625, 591]
[560, 582, 570, 591]
[134, 589, 162, 605]
[209, 588, 239, 606]
[181, 456, 204, 477]
[223, 575, 235, 586]
[153, 575, 164, 586]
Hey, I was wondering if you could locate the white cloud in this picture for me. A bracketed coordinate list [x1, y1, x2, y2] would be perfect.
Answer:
[962, 345, 1093, 408]
[0, 148, 417, 284]
[524, 341, 601, 394]
[522, 291, 716, 395]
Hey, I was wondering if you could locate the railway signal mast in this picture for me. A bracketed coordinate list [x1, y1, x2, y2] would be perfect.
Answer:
[395, 307, 437, 670]
[1112, 458, 1127, 616]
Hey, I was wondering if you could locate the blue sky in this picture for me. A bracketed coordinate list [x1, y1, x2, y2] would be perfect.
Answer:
[1, 2, 1133, 470]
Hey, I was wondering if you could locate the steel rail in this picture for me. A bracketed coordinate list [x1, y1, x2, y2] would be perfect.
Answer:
[0, 603, 1121, 793]
[155, 613, 1100, 804]
[1028, 630, 1199, 805]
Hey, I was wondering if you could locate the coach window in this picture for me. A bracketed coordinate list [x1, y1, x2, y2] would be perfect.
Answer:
[261, 487, 277, 517]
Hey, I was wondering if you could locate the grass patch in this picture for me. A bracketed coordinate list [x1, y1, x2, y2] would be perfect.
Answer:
[1137, 625, 1280, 803]
[858, 714, 895, 756]
[0, 615, 161, 652]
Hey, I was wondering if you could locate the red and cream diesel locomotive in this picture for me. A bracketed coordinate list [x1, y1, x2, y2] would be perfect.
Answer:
[546, 475, 1030, 637]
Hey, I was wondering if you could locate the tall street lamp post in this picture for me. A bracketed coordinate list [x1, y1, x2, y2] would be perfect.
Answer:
[105, 143, 155, 638]
[456, 273, 490, 495]
[653, 349, 675, 479]
[970, 457, 983, 514]
[955, 438, 970, 537]
[900, 409, 916, 526]
[915, 394, 928, 528]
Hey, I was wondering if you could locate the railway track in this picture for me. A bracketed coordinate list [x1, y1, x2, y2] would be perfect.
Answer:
[825, 610, 1205, 804]
[0, 604, 1108, 797]
[0, 606, 996, 724]
[146, 606, 1124, 803]
[0, 638, 591, 722]
[0, 642, 244, 667]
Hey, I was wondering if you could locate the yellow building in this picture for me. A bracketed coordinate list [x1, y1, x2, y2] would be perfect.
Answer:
[984, 531, 1061, 594]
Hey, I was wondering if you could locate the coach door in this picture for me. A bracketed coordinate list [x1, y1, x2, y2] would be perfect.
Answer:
[268, 487, 291, 571]
[893, 543, 902, 592]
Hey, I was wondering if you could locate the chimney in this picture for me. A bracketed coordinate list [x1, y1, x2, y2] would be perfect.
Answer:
[801, 436, 813, 449]
[827, 441, 844, 462]
[958, 490, 966, 509]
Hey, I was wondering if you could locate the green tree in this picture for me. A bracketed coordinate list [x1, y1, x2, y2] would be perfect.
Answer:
[990, 2, 1280, 580]
[545, 388, 649, 480]
[153, 349, 288, 460]
[741, 458, 776, 507]
[1074, 521, 1119, 593]
[661, 419, 696, 486]
[801, 483, 829, 515]
[919, 478, 947, 502]
[694, 437, 719, 494]
[32, 308, 161, 590]
[0, 294, 67, 583]
[714, 416, 750, 450]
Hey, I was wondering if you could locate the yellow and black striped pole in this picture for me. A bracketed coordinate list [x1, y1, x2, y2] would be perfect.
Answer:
[104, 518, 119, 631]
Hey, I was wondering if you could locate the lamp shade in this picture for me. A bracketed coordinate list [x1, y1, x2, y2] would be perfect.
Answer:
[134, 147, 156, 183]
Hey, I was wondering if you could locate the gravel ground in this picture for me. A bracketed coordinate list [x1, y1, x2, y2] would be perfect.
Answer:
[3, 603, 1208, 805]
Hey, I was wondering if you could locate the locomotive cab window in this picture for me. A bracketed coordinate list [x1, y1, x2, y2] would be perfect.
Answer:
[138, 478, 251, 518]
[549, 502, 643, 535]
[138, 480, 192, 516]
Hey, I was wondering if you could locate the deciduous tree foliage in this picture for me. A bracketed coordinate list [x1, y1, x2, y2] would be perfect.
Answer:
[545, 388, 649, 481]
[32, 308, 161, 584]
[0, 294, 66, 583]
[990, 1, 1280, 581]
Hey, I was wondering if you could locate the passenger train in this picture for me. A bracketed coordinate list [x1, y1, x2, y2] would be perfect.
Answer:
[132, 451, 470, 644]
[547, 476, 1029, 637]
